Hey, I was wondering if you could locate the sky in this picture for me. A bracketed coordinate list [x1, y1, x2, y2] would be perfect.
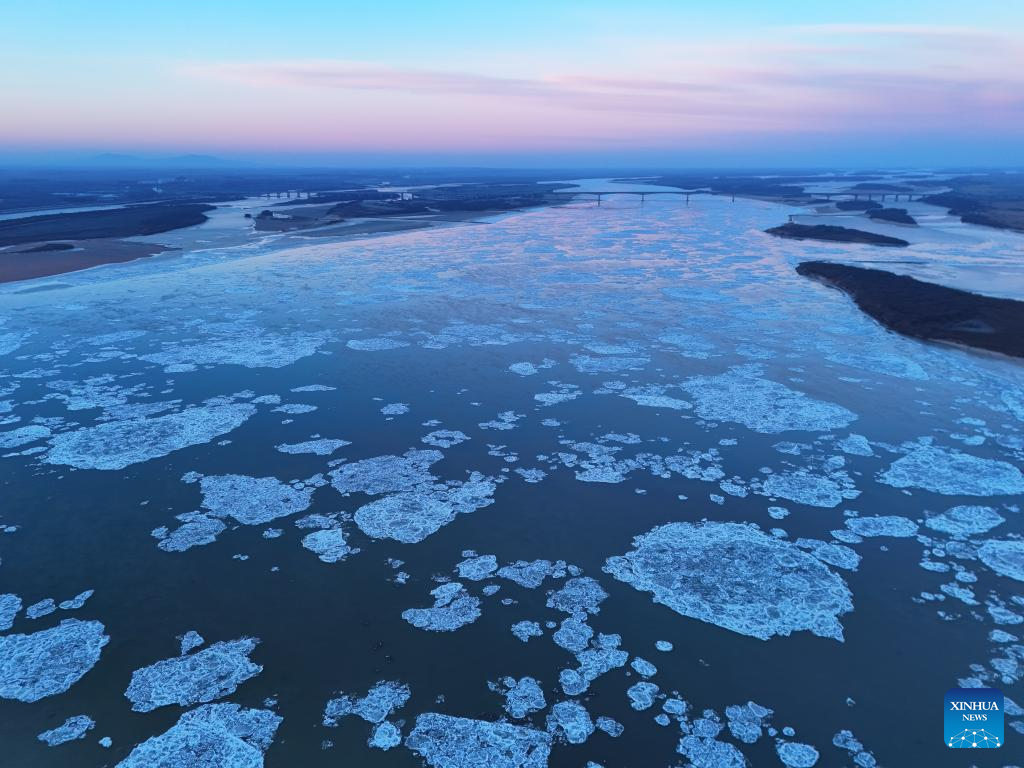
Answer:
[1, 0, 1022, 168]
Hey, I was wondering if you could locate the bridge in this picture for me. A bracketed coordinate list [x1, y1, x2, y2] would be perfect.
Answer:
[547, 190, 708, 204]
[547, 189, 925, 205]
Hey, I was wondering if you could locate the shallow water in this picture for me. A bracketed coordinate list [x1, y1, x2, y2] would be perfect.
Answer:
[1, 184, 1023, 766]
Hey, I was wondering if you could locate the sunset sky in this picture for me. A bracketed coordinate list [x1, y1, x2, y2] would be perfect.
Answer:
[2, 0, 1022, 166]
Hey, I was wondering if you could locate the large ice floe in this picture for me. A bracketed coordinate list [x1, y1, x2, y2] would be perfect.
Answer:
[679, 365, 856, 434]
[354, 473, 496, 544]
[331, 449, 496, 543]
[977, 540, 1024, 582]
[402, 583, 481, 631]
[878, 443, 1024, 496]
[406, 713, 552, 768]
[44, 403, 255, 470]
[194, 473, 314, 525]
[140, 328, 332, 371]
[0, 619, 108, 702]
[757, 469, 858, 508]
[116, 703, 281, 768]
[125, 638, 262, 712]
[154, 472, 317, 552]
[330, 449, 442, 495]
[604, 522, 853, 641]
[925, 506, 1004, 537]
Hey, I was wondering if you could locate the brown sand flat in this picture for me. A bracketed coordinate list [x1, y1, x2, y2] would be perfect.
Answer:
[0, 239, 171, 284]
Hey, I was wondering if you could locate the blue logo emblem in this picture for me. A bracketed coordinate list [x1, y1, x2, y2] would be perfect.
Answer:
[945, 688, 1003, 748]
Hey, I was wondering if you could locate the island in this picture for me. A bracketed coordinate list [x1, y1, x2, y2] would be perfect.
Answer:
[0, 202, 215, 247]
[766, 223, 909, 246]
[866, 208, 917, 225]
[796, 261, 1024, 358]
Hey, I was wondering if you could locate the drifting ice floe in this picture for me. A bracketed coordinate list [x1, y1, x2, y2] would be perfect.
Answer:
[301, 528, 352, 563]
[604, 522, 852, 641]
[276, 438, 350, 455]
[627, 681, 659, 710]
[179, 630, 205, 655]
[0, 425, 51, 449]
[116, 703, 281, 768]
[679, 366, 856, 434]
[197, 474, 315, 525]
[154, 515, 226, 552]
[330, 449, 442, 496]
[406, 713, 551, 768]
[347, 337, 409, 351]
[758, 469, 857, 508]
[844, 516, 918, 538]
[26, 598, 56, 619]
[125, 638, 262, 712]
[58, 590, 94, 610]
[977, 540, 1024, 582]
[45, 403, 255, 470]
[879, 444, 1024, 496]
[402, 583, 481, 631]
[0, 619, 108, 702]
[38, 715, 95, 746]
[140, 329, 331, 370]
[725, 701, 772, 743]
[324, 680, 411, 725]
[355, 473, 496, 543]
[456, 554, 498, 581]
[0, 593, 21, 630]
[553, 617, 593, 652]
[423, 429, 470, 448]
[498, 559, 570, 589]
[631, 657, 657, 677]
[369, 721, 402, 749]
[925, 506, 1004, 537]
[495, 676, 546, 719]
[511, 621, 543, 642]
[558, 633, 628, 695]
[547, 699, 594, 743]
[546, 577, 607, 616]
[776, 740, 820, 767]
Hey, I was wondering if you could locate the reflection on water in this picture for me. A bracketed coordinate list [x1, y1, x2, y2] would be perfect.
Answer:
[0, 184, 1023, 767]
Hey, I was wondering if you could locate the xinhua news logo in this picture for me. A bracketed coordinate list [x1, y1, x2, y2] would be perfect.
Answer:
[944, 687, 1003, 749]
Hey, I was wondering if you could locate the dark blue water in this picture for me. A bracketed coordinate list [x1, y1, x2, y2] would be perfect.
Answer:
[1, 187, 1022, 766]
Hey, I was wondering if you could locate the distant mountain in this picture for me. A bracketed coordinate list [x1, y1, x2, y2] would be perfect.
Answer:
[88, 152, 244, 168]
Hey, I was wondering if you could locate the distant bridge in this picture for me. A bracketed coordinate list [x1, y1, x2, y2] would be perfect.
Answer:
[548, 190, 708, 204]
[548, 189, 925, 205]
